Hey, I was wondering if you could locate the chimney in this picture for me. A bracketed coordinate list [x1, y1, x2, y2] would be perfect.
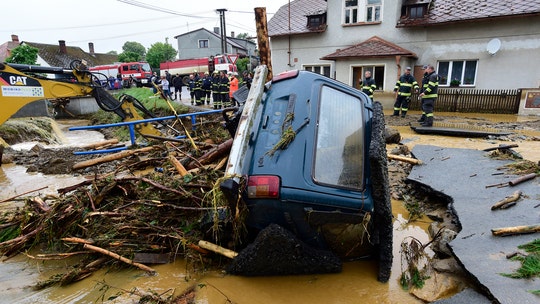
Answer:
[214, 27, 220, 34]
[59, 40, 67, 54]
[231, 31, 235, 38]
[88, 42, 95, 55]
[11, 35, 19, 43]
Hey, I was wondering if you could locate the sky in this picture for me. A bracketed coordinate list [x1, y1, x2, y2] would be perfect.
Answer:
[2, 0, 289, 54]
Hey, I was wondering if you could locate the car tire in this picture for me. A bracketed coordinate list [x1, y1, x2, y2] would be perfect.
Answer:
[369, 101, 393, 283]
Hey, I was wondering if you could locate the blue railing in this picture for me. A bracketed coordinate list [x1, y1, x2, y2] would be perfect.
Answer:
[69, 109, 222, 155]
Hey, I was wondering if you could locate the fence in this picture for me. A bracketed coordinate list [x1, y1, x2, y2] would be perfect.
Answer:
[408, 89, 521, 114]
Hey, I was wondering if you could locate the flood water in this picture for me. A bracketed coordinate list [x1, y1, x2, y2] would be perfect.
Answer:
[1, 113, 538, 303]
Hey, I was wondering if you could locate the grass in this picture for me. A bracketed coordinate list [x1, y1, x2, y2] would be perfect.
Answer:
[501, 239, 540, 295]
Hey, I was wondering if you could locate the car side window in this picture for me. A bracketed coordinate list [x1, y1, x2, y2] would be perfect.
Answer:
[314, 86, 364, 190]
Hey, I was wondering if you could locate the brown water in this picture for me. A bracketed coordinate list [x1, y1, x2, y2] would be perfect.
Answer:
[1, 114, 538, 303]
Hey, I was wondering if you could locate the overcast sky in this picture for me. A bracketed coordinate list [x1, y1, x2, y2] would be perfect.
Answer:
[2, 0, 288, 54]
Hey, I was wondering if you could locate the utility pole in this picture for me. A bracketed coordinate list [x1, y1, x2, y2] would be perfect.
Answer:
[216, 9, 228, 54]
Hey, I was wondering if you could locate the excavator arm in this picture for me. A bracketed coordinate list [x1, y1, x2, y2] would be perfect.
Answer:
[0, 60, 162, 137]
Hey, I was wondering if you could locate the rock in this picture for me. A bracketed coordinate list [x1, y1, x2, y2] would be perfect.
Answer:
[428, 224, 457, 258]
[385, 127, 401, 144]
[411, 271, 467, 303]
[226, 224, 342, 276]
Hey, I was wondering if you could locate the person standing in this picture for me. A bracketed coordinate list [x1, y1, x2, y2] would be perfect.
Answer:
[360, 70, 376, 101]
[418, 65, 439, 127]
[229, 72, 239, 106]
[211, 70, 221, 109]
[202, 72, 212, 105]
[193, 71, 203, 106]
[187, 74, 196, 104]
[159, 75, 170, 99]
[219, 70, 230, 108]
[172, 73, 183, 101]
[393, 67, 419, 117]
[417, 65, 430, 123]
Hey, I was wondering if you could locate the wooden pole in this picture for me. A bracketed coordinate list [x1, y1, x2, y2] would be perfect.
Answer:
[255, 7, 273, 82]
[508, 173, 537, 186]
[387, 154, 423, 165]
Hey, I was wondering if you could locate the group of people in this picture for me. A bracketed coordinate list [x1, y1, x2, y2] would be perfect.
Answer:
[359, 64, 439, 127]
[186, 70, 252, 110]
[150, 71, 183, 100]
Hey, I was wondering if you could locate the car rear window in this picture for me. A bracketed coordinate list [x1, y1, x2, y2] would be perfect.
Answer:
[313, 86, 364, 190]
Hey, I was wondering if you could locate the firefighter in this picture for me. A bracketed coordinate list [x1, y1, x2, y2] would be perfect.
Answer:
[193, 70, 203, 106]
[360, 70, 376, 101]
[418, 64, 440, 127]
[393, 67, 419, 117]
[202, 72, 212, 105]
[211, 70, 221, 109]
[172, 73, 183, 101]
[187, 74, 196, 105]
[219, 70, 230, 108]
[418, 65, 430, 123]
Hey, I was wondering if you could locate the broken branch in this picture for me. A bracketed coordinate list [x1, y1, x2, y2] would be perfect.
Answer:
[491, 224, 540, 236]
[83, 243, 156, 273]
[387, 154, 423, 165]
[491, 190, 522, 210]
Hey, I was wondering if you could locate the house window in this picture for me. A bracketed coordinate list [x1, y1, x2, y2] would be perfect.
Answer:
[409, 5, 425, 18]
[307, 14, 326, 29]
[366, 0, 382, 22]
[437, 60, 478, 86]
[343, 0, 382, 24]
[198, 39, 209, 48]
[344, 0, 358, 24]
[304, 65, 331, 78]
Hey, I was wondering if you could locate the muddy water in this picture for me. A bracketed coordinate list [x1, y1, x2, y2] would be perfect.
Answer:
[0, 114, 538, 303]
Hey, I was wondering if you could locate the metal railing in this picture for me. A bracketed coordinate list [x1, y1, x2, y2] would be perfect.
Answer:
[69, 109, 222, 154]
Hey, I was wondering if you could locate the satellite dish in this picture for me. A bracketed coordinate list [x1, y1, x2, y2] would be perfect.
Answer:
[486, 38, 501, 55]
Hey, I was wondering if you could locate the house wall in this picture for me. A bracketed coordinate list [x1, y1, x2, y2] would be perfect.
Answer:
[176, 31, 224, 60]
[269, 1, 540, 94]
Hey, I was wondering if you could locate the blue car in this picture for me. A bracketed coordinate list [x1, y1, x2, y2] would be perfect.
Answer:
[221, 66, 392, 282]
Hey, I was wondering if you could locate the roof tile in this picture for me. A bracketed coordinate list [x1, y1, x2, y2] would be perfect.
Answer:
[268, 0, 328, 37]
[320, 36, 417, 60]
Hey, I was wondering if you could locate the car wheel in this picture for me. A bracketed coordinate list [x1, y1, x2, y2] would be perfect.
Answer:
[369, 101, 393, 283]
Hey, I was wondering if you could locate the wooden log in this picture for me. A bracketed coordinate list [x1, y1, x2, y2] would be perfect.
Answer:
[198, 240, 238, 259]
[81, 139, 119, 149]
[491, 224, 540, 236]
[255, 7, 273, 81]
[83, 243, 156, 273]
[482, 144, 519, 152]
[491, 190, 522, 210]
[72, 146, 155, 170]
[187, 138, 233, 170]
[169, 154, 188, 176]
[508, 173, 537, 186]
[387, 154, 423, 165]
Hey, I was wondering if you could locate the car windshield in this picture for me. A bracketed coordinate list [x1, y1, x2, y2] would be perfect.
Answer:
[313, 86, 364, 190]
[141, 63, 152, 72]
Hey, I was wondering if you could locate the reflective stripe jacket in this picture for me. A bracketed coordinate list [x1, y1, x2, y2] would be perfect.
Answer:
[360, 77, 376, 98]
[394, 74, 418, 97]
[422, 72, 439, 99]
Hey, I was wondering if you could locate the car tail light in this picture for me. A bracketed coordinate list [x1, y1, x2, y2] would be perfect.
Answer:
[247, 175, 280, 198]
[272, 70, 299, 83]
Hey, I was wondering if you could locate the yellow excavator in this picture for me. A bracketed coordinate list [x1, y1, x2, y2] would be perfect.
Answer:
[0, 59, 163, 137]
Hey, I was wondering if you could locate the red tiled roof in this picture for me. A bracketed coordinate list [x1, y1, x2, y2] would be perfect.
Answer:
[268, 0, 328, 37]
[397, 0, 540, 27]
[320, 36, 417, 60]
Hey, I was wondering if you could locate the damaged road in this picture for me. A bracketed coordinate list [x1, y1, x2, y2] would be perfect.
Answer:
[409, 145, 540, 304]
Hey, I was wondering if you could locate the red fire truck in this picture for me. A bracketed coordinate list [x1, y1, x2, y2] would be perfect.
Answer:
[159, 54, 238, 79]
[89, 62, 153, 88]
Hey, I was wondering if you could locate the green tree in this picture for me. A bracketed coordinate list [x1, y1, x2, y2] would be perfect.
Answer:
[236, 33, 252, 40]
[146, 42, 177, 68]
[118, 51, 141, 62]
[5, 44, 39, 65]
[235, 57, 250, 76]
[122, 41, 146, 58]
